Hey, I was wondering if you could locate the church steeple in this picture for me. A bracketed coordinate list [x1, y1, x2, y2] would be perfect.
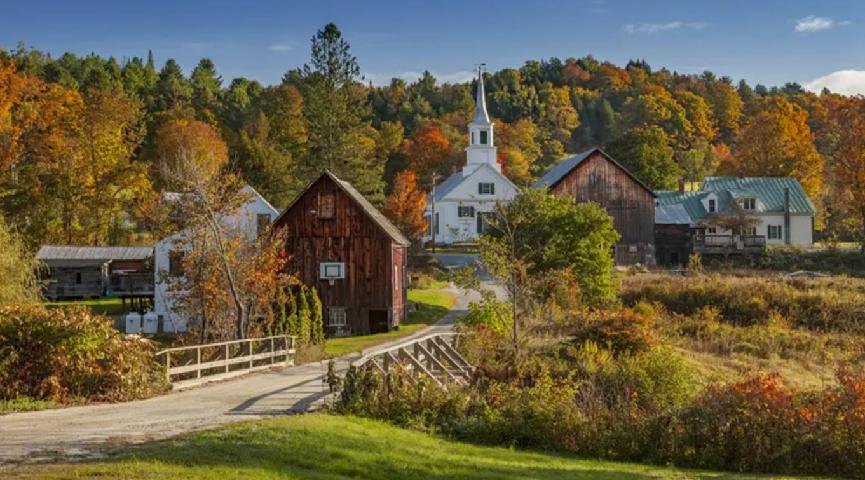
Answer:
[472, 66, 491, 125]
[465, 65, 499, 175]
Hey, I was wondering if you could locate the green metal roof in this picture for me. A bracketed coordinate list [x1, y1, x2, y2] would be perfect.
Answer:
[701, 177, 815, 215]
[655, 176, 815, 224]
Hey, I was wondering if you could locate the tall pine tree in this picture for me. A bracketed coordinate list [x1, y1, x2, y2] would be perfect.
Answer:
[289, 23, 385, 201]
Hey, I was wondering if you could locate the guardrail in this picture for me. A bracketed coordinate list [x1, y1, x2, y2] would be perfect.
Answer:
[156, 335, 296, 389]
[352, 332, 471, 387]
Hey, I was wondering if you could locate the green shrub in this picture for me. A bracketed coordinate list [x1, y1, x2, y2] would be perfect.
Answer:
[0, 305, 168, 403]
[457, 300, 511, 336]
[308, 287, 324, 345]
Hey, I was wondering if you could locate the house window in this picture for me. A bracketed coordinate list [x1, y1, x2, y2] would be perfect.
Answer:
[317, 192, 335, 219]
[328, 307, 347, 327]
[256, 214, 271, 236]
[320, 262, 345, 280]
[168, 251, 185, 277]
[707, 227, 717, 235]
[428, 212, 439, 236]
[476, 212, 487, 234]
[768, 225, 783, 240]
[744, 226, 757, 236]
[742, 198, 756, 210]
[479, 130, 488, 145]
[708, 199, 716, 213]
[478, 182, 495, 195]
[458, 205, 475, 218]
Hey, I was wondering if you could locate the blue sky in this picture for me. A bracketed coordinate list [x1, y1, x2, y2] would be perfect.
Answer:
[3, 0, 865, 92]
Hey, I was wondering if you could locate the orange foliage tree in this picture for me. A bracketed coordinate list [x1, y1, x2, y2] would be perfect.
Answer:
[828, 97, 865, 250]
[400, 125, 458, 186]
[384, 170, 427, 241]
[732, 97, 824, 201]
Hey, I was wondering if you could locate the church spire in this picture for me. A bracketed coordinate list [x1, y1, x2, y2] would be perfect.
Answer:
[472, 65, 490, 125]
[464, 64, 498, 174]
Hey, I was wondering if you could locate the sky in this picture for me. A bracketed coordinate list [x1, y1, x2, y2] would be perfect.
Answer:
[3, 0, 865, 93]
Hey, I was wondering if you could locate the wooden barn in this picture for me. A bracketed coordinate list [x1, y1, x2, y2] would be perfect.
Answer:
[534, 148, 657, 265]
[272, 170, 410, 337]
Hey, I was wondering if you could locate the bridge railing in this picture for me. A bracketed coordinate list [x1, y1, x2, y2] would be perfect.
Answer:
[353, 332, 471, 387]
[156, 335, 296, 389]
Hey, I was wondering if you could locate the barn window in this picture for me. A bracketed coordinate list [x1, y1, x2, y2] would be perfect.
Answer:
[317, 192, 335, 219]
[478, 182, 495, 195]
[256, 214, 271, 236]
[328, 307, 347, 327]
[75, 272, 82, 284]
[458, 206, 475, 218]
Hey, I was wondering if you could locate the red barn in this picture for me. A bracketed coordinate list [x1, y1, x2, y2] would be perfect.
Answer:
[272, 170, 410, 336]
[534, 148, 657, 265]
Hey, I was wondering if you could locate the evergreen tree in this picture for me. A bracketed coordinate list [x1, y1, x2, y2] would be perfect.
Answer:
[190, 58, 222, 124]
[292, 23, 384, 200]
[308, 287, 324, 345]
[297, 286, 311, 345]
[286, 288, 299, 336]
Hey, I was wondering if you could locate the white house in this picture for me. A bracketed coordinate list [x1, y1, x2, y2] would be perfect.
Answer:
[421, 67, 518, 245]
[152, 185, 279, 333]
[655, 176, 816, 248]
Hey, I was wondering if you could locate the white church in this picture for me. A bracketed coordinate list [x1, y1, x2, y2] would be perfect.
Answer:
[422, 67, 518, 245]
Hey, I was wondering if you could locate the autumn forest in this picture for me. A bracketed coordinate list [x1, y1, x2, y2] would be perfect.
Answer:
[2, 22, 865, 249]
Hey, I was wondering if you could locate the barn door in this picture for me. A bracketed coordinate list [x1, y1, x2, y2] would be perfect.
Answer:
[369, 309, 389, 334]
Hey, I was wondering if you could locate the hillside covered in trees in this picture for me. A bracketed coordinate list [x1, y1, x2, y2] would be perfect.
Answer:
[2, 22, 864, 249]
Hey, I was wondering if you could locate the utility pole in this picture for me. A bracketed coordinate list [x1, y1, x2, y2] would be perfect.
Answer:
[430, 171, 438, 254]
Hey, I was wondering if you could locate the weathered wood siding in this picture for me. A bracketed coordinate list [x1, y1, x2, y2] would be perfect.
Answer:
[548, 151, 656, 265]
[274, 174, 405, 335]
[654, 224, 691, 266]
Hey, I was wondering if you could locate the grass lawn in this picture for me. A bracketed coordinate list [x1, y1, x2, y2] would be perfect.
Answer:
[0, 397, 59, 415]
[323, 284, 456, 357]
[43, 297, 127, 316]
[5, 414, 822, 480]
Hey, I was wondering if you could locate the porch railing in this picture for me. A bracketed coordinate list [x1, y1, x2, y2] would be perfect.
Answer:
[693, 234, 766, 251]
[155, 335, 296, 389]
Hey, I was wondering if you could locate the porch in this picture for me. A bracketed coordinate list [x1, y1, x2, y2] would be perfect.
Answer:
[693, 234, 766, 254]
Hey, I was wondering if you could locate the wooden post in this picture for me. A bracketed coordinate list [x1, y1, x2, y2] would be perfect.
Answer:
[225, 343, 230, 373]
[270, 336, 275, 365]
[196, 347, 201, 379]
[249, 339, 254, 370]
[165, 352, 171, 382]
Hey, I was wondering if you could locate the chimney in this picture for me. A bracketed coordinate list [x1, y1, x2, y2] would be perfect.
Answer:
[783, 187, 791, 245]
[678, 177, 685, 193]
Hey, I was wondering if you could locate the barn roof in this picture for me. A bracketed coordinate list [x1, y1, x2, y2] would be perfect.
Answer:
[275, 170, 411, 247]
[532, 147, 656, 196]
[36, 245, 153, 262]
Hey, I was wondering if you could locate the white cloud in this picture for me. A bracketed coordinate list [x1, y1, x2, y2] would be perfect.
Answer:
[268, 44, 293, 52]
[805, 70, 865, 95]
[795, 16, 848, 32]
[622, 21, 707, 35]
[364, 70, 475, 86]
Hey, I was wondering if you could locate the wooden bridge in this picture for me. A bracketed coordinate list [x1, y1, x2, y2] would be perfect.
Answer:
[352, 333, 472, 387]
[156, 335, 297, 389]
